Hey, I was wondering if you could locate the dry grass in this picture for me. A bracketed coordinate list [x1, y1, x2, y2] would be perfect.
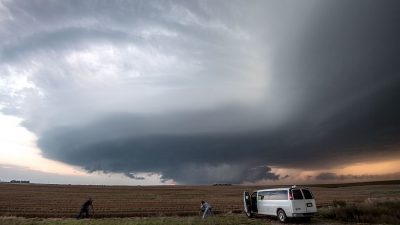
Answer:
[318, 198, 400, 224]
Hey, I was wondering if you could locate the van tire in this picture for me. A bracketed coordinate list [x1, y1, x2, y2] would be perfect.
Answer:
[277, 209, 287, 223]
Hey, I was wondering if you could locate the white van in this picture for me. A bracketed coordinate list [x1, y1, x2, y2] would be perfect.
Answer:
[243, 186, 317, 223]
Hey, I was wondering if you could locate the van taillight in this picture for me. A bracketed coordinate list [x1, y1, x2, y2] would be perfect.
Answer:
[289, 191, 293, 200]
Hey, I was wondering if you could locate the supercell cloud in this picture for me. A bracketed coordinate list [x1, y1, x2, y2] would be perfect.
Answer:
[1, 0, 400, 183]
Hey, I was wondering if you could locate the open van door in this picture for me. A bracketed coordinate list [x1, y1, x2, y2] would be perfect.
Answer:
[290, 189, 307, 214]
[243, 191, 252, 217]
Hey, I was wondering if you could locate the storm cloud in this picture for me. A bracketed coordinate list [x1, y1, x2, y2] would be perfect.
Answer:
[1, 0, 400, 183]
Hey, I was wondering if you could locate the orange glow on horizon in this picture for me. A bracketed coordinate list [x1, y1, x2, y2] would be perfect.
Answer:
[334, 159, 400, 175]
[0, 113, 88, 177]
[268, 158, 400, 184]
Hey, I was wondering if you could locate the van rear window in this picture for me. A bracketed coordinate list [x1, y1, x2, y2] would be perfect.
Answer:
[302, 189, 314, 199]
[292, 189, 303, 199]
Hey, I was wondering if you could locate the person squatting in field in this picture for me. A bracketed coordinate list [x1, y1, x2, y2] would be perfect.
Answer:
[76, 197, 94, 219]
[200, 200, 213, 219]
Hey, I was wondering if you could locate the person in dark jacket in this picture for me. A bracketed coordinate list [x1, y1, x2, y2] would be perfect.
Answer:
[76, 197, 94, 219]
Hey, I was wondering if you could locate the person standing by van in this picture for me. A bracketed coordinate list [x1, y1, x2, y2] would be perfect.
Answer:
[200, 200, 213, 219]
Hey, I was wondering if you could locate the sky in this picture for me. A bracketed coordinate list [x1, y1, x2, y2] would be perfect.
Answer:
[0, 0, 400, 185]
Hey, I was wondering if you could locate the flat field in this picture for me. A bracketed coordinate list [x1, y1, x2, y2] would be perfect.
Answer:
[0, 180, 399, 218]
[0, 215, 351, 225]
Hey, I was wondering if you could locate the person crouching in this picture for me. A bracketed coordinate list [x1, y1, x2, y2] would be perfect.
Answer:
[200, 200, 213, 219]
[76, 197, 94, 219]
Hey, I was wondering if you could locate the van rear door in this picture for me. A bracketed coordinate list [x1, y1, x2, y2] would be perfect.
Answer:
[290, 189, 307, 214]
[301, 189, 317, 213]
[243, 191, 252, 217]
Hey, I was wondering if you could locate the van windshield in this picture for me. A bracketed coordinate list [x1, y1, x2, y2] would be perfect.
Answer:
[291, 189, 303, 199]
[302, 189, 314, 199]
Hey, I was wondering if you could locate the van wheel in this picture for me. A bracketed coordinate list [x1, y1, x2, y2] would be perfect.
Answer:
[277, 209, 287, 223]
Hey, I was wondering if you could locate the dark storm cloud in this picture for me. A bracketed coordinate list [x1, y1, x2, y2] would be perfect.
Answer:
[124, 172, 145, 180]
[160, 165, 279, 184]
[37, 111, 284, 183]
[1, 0, 400, 183]
[315, 173, 341, 180]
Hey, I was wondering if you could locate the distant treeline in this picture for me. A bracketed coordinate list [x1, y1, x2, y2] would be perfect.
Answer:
[212, 183, 232, 186]
[9, 180, 30, 184]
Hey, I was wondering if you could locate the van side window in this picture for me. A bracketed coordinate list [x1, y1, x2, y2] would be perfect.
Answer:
[269, 190, 288, 200]
[302, 189, 314, 199]
[258, 191, 268, 200]
[291, 189, 303, 199]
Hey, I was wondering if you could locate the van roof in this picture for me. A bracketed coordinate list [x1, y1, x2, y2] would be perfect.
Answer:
[257, 188, 290, 192]
[256, 187, 309, 192]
